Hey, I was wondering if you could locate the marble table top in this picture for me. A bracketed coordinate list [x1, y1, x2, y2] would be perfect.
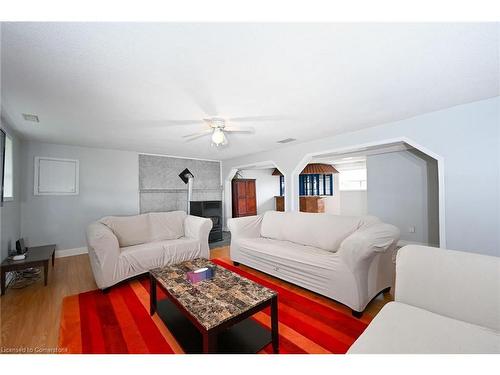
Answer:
[150, 258, 277, 330]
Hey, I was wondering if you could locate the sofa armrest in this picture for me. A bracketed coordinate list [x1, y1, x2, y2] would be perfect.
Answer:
[338, 223, 400, 270]
[86, 222, 120, 270]
[184, 215, 212, 259]
[395, 245, 500, 331]
[228, 215, 263, 240]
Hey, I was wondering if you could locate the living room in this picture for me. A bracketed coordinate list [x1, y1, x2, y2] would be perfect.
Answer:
[0, 2, 499, 374]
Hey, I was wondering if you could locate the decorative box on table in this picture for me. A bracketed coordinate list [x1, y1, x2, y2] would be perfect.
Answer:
[187, 266, 216, 283]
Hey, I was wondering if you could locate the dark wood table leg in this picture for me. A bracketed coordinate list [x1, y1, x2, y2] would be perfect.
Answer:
[1, 268, 6, 296]
[202, 331, 217, 354]
[43, 260, 49, 286]
[52, 251, 55, 267]
[271, 296, 279, 353]
[150, 274, 157, 316]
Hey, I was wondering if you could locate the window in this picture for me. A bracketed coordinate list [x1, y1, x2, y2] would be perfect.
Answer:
[279, 175, 285, 196]
[3, 134, 13, 201]
[324, 174, 333, 195]
[339, 168, 367, 191]
[299, 174, 334, 196]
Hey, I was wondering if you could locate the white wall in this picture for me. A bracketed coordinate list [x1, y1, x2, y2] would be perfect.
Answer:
[367, 150, 439, 246]
[239, 168, 280, 214]
[339, 191, 367, 216]
[20, 141, 139, 250]
[322, 175, 340, 214]
[0, 122, 22, 260]
[222, 97, 500, 256]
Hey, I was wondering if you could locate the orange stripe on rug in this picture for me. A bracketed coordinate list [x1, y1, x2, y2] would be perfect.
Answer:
[277, 303, 355, 346]
[129, 280, 185, 354]
[58, 294, 82, 354]
[252, 311, 331, 354]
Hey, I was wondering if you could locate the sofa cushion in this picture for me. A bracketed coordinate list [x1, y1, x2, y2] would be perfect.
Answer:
[119, 237, 201, 274]
[347, 302, 500, 354]
[100, 214, 151, 247]
[238, 237, 337, 270]
[260, 211, 366, 252]
[149, 211, 186, 242]
[236, 237, 351, 300]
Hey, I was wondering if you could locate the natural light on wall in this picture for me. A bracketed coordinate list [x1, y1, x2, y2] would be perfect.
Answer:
[339, 168, 367, 191]
[4, 135, 13, 200]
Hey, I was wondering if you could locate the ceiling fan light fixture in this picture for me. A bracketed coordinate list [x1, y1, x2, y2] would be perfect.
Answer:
[211, 128, 227, 147]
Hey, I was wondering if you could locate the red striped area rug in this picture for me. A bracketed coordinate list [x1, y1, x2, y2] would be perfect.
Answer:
[59, 258, 368, 354]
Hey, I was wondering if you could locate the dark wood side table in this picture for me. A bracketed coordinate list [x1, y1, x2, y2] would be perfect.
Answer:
[0, 244, 56, 296]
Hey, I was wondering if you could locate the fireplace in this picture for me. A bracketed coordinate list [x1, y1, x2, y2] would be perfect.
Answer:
[189, 200, 223, 243]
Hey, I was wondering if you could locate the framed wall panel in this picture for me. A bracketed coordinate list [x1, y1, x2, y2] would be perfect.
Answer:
[34, 156, 79, 195]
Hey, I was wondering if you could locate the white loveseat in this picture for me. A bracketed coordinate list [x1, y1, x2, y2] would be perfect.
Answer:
[228, 211, 400, 315]
[86, 211, 212, 290]
[348, 245, 500, 353]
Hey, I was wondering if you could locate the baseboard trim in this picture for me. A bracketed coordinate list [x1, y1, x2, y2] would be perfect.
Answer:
[55, 247, 88, 258]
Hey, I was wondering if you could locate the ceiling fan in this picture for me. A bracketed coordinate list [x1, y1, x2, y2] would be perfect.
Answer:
[182, 117, 256, 147]
[119, 114, 291, 148]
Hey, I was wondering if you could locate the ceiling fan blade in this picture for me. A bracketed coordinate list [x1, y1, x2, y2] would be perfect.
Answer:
[224, 126, 255, 133]
[113, 119, 204, 129]
[159, 119, 204, 127]
[228, 115, 290, 123]
[184, 129, 212, 142]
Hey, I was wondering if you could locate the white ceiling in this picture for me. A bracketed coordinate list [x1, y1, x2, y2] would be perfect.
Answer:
[1, 23, 498, 160]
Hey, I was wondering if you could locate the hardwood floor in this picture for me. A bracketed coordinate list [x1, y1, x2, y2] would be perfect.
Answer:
[0, 246, 393, 352]
[0, 253, 96, 352]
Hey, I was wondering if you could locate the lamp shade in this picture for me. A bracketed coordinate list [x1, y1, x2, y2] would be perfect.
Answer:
[211, 128, 226, 145]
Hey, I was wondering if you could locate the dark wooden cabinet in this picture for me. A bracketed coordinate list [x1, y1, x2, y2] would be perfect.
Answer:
[299, 196, 325, 213]
[232, 179, 257, 217]
[275, 196, 285, 212]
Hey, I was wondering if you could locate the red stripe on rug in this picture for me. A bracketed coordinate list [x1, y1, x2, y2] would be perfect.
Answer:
[93, 290, 129, 353]
[119, 283, 175, 353]
[108, 289, 151, 353]
[79, 291, 107, 353]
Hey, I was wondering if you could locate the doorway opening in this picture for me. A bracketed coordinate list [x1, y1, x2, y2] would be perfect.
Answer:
[295, 140, 441, 247]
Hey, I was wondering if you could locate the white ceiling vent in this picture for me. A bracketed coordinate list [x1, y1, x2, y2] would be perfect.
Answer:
[277, 138, 296, 144]
[22, 113, 39, 122]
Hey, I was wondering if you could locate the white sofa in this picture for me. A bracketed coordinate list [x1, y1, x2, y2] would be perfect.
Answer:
[86, 211, 212, 290]
[228, 211, 400, 315]
[348, 245, 500, 353]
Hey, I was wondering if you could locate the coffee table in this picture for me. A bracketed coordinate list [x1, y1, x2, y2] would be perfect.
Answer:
[1, 244, 56, 295]
[149, 258, 279, 354]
